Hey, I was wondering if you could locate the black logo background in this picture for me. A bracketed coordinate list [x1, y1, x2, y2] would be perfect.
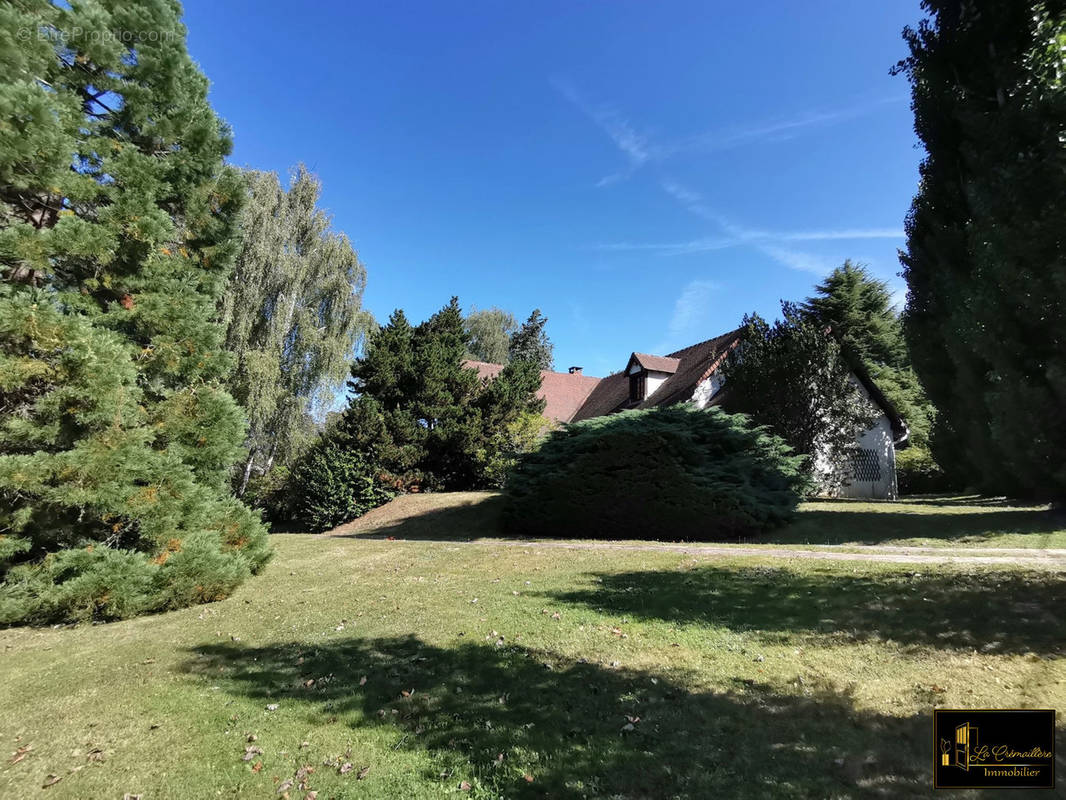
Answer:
[933, 709, 1055, 789]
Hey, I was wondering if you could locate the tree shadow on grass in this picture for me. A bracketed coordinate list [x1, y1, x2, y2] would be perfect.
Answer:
[185, 635, 939, 798]
[335, 493, 1065, 548]
[544, 565, 1066, 657]
[767, 503, 1065, 547]
[338, 493, 507, 541]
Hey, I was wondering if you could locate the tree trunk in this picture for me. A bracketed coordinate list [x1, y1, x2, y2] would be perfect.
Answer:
[237, 448, 257, 497]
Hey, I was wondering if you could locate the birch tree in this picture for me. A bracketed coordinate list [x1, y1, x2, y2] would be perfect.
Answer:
[221, 166, 372, 495]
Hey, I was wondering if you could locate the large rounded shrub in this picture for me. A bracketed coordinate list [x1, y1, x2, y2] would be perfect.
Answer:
[288, 436, 394, 532]
[503, 406, 807, 540]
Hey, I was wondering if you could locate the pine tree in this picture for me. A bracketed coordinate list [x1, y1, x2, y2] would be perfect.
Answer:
[333, 298, 543, 505]
[801, 261, 935, 449]
[508, 309, 554, 370]
[0, 0, 269, 623]
[221, 166, 372, 496]
[894, 0, 1066, 498]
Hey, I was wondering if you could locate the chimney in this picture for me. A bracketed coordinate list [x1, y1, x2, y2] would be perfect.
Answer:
[568, 366, 583, 375]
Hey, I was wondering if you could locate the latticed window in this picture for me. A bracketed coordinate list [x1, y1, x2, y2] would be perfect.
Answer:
[851, 448, 881, 482]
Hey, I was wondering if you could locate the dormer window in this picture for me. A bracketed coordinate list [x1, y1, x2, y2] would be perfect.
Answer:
[629, 371, 646, 402]
[624, 353, 680, 404]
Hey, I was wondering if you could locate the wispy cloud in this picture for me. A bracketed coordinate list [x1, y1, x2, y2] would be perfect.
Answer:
[553, 78, 904, 185]
[755, 244, 833, 276]
[552, 78, 654, 172]
[650, 279, 717, 355]
[667, 95, 906, 157]
[654, 179, 902, 276]
[590, 179, 902, 264]
[670, 279, 716, 338]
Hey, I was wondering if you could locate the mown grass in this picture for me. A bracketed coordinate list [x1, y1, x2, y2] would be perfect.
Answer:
[340, 491, 1066, 550]
[2, 498, 1065, 799]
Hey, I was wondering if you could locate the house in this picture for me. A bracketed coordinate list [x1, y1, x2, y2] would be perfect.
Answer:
[467, 326, 909, 499]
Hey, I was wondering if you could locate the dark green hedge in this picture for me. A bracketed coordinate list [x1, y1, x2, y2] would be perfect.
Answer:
[503, 405, 807, 541]
[288, 436, 394, 532]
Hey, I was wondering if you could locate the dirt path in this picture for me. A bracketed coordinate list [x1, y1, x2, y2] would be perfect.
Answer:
[361, 537, 1066, 568]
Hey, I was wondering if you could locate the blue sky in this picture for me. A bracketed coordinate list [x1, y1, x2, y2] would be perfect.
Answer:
[183, 0, 924, 378]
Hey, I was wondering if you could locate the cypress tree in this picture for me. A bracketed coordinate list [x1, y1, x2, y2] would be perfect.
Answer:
[894, 0, 1066, 498]
[0, 0, 269, 623]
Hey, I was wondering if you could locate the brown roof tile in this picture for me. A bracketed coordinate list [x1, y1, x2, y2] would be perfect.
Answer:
[638, 329, 743, 408]
[465, 360, 602, 424]
[630, 353, 681, 373]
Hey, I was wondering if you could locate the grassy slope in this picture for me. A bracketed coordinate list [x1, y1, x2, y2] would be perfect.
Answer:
[1, 497, 1064, 798]
[338, 491, 1066, 550]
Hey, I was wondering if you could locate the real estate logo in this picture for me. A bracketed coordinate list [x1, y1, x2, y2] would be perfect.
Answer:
[933, 709, 1055, 789]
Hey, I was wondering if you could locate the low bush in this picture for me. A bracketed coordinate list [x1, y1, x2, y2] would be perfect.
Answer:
[287, 436, 394, 532]
[503, 405, 807, 540]
[896, 446, 958, 495]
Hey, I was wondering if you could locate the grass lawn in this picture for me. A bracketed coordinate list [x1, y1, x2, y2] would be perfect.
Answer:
[2, 496, 1065, 798]
[336, 491, 1066, 551]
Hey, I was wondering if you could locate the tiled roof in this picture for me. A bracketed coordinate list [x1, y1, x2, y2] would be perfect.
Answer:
[571, 329, 743, 422]
[569, 372, 629, 422]
[472, 326, 906, 438]
[638, 329, 743, 408]
[465, 360, 602, 424]
[630, 353, 681, 373]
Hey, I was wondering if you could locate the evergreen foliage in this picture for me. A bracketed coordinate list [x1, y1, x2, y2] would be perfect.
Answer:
[221, 166, 372, 496]
[503, 406, 806, 540]
[721, 305, 875, 493]
[800, 260, 938, 450]
[508, 309, 554, 370]
[0, 0, 269, 624]
[340, 299, 545, 498]
[287, 434, 393, 533]
[464, 306, 517, 364]
[894, 0, 1066, 499]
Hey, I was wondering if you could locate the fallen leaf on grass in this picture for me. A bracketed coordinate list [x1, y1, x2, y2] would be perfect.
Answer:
[524, 774, 534, 783]
[359, 676, 367, 686]
[339, 762, 354, 774]
[357, 765, 370, 779]
[42, 774, 61, 788]
[11, 745, 31, 764]
[252, 761, 263, 773]
[266, 704, 279, 711]
[242, 746, 264, 761]
[459, 780, 472, 791]
[277, 778, 293, 793]
[122, 794, 143, 800]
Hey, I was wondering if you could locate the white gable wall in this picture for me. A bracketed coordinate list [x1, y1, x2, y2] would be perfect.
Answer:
[644, 370, 672, 399]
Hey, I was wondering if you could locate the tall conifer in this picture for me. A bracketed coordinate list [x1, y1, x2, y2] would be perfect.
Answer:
[0, 0, 269, 623]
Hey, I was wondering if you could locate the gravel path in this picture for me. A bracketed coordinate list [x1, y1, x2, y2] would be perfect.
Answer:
[369, 537, 1066, 568]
